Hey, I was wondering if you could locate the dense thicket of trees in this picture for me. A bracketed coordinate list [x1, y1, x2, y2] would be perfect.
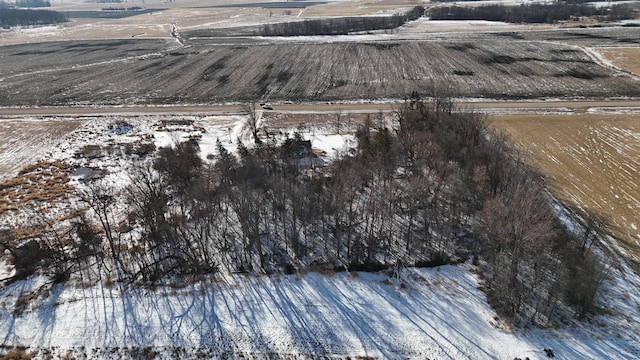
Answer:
[2, 96, 609, 325]
[259, 6, 424, 36]
[428, 3, 633, 23]
[0, 8, 66, 28]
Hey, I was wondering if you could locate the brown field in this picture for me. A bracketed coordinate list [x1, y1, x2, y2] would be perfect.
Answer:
[0, 118, 83, 180]
[594, 47, 640, 76]
[490, 112, 640, 265]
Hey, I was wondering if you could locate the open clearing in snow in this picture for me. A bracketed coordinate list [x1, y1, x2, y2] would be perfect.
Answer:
[490, 112, 640, 267]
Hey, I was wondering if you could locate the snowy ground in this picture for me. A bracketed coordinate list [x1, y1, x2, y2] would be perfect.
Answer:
[0, 264, 638, 359]
[0, 117, 83, 181]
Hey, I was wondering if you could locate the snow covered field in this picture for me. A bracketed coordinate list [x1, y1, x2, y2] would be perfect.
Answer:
[0, 264, 638, 359]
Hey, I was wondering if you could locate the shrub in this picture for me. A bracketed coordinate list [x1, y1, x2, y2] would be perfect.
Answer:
[340, 261, 388, 273]
[415, 252, 452, 268]
[283, 263, 296, 275]
[0, 349, 32, 360]
[76, 145, 103, 159]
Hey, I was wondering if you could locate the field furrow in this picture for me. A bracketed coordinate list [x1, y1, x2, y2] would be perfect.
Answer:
[1, 36, 639, 106]
[490, 113, 640, 264]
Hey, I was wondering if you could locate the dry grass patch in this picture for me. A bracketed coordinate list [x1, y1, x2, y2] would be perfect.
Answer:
[0, 161, 74, 215]
[594, 47, 640, 76]
[490, 112, 640, 265]
[0, 348, 32, 360]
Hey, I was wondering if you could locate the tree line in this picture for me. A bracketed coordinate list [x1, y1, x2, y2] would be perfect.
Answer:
[1, 95, 608, 325]
[0, 8, 66, 28]
[1, 0, 50, 8]
[259, 6, 424, 36]
[428, 3, 633, 23]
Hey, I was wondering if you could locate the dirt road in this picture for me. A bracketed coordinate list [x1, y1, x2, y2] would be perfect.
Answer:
[1, 99, 640, 117]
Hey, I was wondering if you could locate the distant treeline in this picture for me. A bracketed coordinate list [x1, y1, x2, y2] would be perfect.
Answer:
[259, 6, 424, 36]
[101, 6, 143, 11]
[0, 0, 50, 8]
[428, 3, 633, 23]
[0, 8, 67, 28]
[16, 0, 50, 7]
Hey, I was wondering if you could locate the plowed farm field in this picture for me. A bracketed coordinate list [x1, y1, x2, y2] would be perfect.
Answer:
[2, 37, 640, 106]
[490, 112, 640, 266]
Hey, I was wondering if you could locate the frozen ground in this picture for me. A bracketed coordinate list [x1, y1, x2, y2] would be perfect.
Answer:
[0, 264, 638, 359]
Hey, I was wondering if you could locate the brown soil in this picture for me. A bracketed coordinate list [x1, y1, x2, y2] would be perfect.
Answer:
[490, 113, 640, 265]
[594, 47, 640, 76]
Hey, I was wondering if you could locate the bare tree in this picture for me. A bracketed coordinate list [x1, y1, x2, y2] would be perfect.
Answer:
[565, 250, 609, 319]
[242, 102, 261, 143]
[153, 140, 203, 196]
[566, 205, 610, 254]
[228, 184, 266, 271]
[81, 182, 126, 279]
[332, 108, 343, 134]
[474, 182, 559, 320]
